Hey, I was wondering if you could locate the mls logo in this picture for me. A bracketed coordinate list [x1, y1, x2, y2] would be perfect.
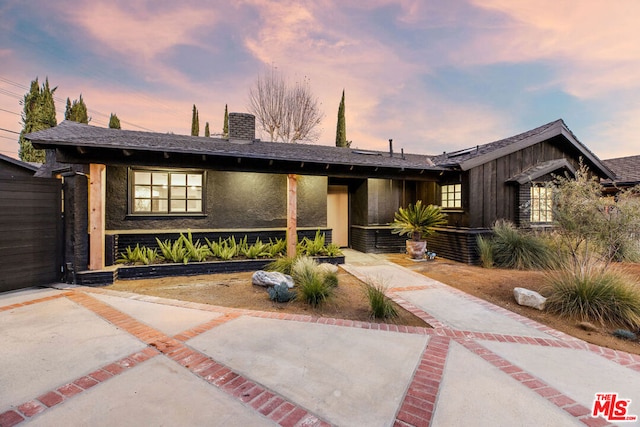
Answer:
[592, 393, 638, 422]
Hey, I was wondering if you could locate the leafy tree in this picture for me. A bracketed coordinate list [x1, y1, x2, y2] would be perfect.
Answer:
[109, 113, 121, 129]
[552, 162, 640, 267]
[66, 95, 89, 123]
[191, 104, 199, 136]
[204, 122, 210, 137]
[335, 89, 349, 147]
[248, 68, 323, 143]
[223, 104, 228, 138]
[18, 77, 57, 162]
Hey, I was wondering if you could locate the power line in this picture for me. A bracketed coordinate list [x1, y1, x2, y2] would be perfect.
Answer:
[0, 107, 20, 116]
[0, 127, 20, 135]
[0, 134, 17, 141]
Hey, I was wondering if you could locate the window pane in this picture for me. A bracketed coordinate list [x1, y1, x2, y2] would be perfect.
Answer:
[187, 200, 202, 212]
[152, 186, 168, 199]
[171, 186, 186, 199]
[134, 185, 151, 198]
[135, 172, 151, 185]
[187, 174, 202, 186]
[134, 199, 151, 212]
[170, 200, 186, 212]
[171, 173, 186, 186]
[187, 187, 202, 199]
[152, 199, 168, 212]
[152, 172, 168, 186]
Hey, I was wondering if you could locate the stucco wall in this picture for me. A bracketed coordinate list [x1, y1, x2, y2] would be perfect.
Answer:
[105, 166, 327, 231]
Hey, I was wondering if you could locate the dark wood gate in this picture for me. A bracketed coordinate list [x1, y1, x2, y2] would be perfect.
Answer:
[0, 177, 63, 292]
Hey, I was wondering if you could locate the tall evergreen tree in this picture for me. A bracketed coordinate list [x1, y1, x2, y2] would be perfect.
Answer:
[191, 104, 199, 136]
[223, 104, 229, 138]
[67, 95, 89, 123]
[18, 77, 57, 162]
[335, 90, 348, 147]
[109, 113, 121, 129]
[64, 98, 72, 120]
[204, 122, 210, 137]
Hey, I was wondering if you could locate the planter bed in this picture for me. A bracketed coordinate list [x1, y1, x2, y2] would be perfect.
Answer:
[75, 255, 345, 286]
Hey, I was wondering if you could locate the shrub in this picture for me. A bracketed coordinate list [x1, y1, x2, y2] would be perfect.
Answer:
[363, 279, 398, 319]
[117, 244, 160, 265]
[489, 220, 553, 270]
[292, 256, 333, 307]
[267, 238, 287, 258]
[156, 237, 189, 264]
[241, 238, 272, 259]
[268, 282, 297, 303]
[298, 230, 326, 256]
[180, 231, 211, 262]
[544, 265, 640, 329]
[323, 243, 343, 257]
[265, 257, 296, 275]
[323, 271, 339, 288]
[476, 235, 494, 268]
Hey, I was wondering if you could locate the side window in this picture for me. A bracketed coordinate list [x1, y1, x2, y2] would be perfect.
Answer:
[441, 184, 462, 209]
[530, 185, 552, 223]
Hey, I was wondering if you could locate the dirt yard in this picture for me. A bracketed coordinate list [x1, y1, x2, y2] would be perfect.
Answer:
[107, 257, 640, 355]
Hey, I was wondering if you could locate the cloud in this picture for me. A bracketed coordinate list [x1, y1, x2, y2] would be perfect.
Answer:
[459, 0, 640, 98]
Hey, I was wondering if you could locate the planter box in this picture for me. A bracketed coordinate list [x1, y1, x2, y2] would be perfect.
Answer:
[75, 255, 345, 286]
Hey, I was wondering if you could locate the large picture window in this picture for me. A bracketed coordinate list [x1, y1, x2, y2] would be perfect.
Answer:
[131, 169, 204, 214]
[530, 185, 552, 223]
[441, 184, 462, 209]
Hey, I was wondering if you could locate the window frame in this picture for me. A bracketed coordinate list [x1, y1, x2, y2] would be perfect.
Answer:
[128, 167, 206, 216]
[440, 183, 462, 210]
[529, 183, 553, 224]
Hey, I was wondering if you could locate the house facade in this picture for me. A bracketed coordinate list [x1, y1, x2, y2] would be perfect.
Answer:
[26, 114, 614, 277]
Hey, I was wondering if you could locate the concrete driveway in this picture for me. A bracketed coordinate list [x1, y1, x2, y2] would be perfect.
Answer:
[1, 254, 639, 426]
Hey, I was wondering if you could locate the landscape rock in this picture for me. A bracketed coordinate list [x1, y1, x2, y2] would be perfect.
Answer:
[318, 263, 339, 275]
[513, 287, 547, 310]
[252, 271, 294, 288]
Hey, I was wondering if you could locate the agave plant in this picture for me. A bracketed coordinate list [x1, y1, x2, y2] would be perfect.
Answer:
[390, 200, 447, 241]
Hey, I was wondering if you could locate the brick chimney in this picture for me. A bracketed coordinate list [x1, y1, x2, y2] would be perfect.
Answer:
[228, 113, 255, 142]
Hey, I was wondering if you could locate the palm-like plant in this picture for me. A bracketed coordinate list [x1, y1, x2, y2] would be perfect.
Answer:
[390, 200, 447, 241]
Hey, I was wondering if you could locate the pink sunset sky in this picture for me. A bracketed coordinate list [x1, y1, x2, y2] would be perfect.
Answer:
[1, 0, 640, 161]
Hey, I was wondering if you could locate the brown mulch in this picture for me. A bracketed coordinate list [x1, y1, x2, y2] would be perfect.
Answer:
[106, 269, 429, 328]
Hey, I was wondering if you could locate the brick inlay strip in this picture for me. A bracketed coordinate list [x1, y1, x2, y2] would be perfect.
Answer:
[0, 292, 69, 312]
[0, 348, 158, 427]
[455, 339, 617, 427]
[395, 335, 450, 427]
[65, 291, 332, 427]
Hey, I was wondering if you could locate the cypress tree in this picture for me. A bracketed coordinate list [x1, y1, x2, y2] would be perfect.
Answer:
[18, 77, 57, 162]
[64, 98, 72, 120]
[191, 104, 199, 136]
[204, 122, 210, 137]
[109, 113, 121, 129]
[223, 104, 229, 138]
[335, 90, 348, 147]
[67, 95, 89, 124]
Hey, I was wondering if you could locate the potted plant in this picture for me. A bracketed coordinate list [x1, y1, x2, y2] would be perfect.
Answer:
[390, 200, 447, 259]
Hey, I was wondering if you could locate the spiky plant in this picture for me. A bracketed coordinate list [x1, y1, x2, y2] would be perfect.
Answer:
[390, 200, 447, 241]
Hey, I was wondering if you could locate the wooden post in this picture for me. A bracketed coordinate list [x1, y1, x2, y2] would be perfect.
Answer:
[89, 163, 106, 270]
[287, 174, 297, 258]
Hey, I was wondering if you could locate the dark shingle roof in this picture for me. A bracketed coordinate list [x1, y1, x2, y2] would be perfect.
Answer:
[602, 155, 640, 184]
[0, 153, 39, 172]
[506, 159, 576, 185]
[27, 121, 438, 171]
[430, 119, 614, 179]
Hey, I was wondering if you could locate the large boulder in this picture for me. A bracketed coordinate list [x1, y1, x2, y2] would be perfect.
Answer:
[252, 271, 294, 289]
[513, 287, 547, 310]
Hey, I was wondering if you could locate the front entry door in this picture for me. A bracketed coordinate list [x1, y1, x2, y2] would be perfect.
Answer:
[327, 185, 349, 247]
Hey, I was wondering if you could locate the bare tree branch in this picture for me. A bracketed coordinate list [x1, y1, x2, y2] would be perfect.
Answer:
[248, 68, 324, 143]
